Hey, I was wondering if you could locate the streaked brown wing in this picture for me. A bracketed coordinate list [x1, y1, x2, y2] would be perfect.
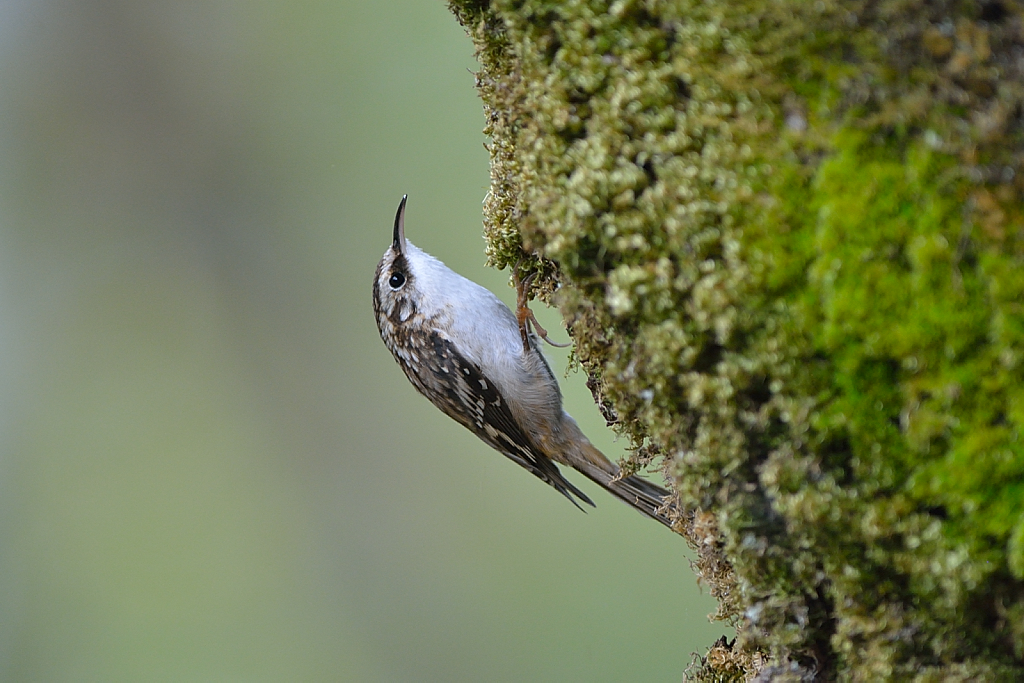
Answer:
[398, 329, 593, 509]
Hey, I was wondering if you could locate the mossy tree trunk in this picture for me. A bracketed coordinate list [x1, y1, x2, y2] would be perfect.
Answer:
[448, 1, 1024, 680]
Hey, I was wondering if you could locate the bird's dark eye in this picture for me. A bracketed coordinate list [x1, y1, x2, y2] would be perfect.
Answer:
[389, 271, 406, 289]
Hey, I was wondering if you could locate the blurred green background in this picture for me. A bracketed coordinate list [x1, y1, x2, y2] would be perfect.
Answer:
[0, 2, 727, 680]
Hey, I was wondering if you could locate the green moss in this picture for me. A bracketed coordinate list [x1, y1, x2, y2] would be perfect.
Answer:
[450, 0, 1024, 678]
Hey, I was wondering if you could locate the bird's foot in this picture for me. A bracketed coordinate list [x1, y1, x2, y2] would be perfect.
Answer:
[513, 261, 570, 353]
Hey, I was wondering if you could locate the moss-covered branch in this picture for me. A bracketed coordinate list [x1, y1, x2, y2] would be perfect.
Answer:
[449, 0, 1024, 679]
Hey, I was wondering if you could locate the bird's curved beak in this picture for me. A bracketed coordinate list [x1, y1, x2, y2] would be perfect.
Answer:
[393, 195, 408, 255]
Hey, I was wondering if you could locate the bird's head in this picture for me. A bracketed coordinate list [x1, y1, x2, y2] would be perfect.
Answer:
[373, 195, 425, 331]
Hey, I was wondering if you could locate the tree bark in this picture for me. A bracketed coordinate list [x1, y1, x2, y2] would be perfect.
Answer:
[449, 1, 1024, 679]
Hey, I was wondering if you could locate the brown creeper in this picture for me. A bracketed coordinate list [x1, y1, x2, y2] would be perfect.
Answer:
[372, 196, 673, 528]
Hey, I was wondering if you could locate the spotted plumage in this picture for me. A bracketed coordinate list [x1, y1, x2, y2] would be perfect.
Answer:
[372, 195, 674, 527]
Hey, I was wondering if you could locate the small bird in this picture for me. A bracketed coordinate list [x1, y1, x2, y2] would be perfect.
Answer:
[372, 195, 674, 528]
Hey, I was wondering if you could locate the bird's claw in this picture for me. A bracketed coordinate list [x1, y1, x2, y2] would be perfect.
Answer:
[513, 261, 570, 353]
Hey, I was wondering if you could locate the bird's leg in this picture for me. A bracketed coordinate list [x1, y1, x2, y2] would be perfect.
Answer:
[515, 274, 532, 354]
[513, 263, 570, 353]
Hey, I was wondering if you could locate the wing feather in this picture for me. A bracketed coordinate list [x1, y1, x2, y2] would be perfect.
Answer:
[397, 329, 593, 509]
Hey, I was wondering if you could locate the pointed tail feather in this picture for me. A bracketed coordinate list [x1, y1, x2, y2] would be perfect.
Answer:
[553, 417, 676, 529]
[572, 459, 676, 530]
[606, 472, 676, 528]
